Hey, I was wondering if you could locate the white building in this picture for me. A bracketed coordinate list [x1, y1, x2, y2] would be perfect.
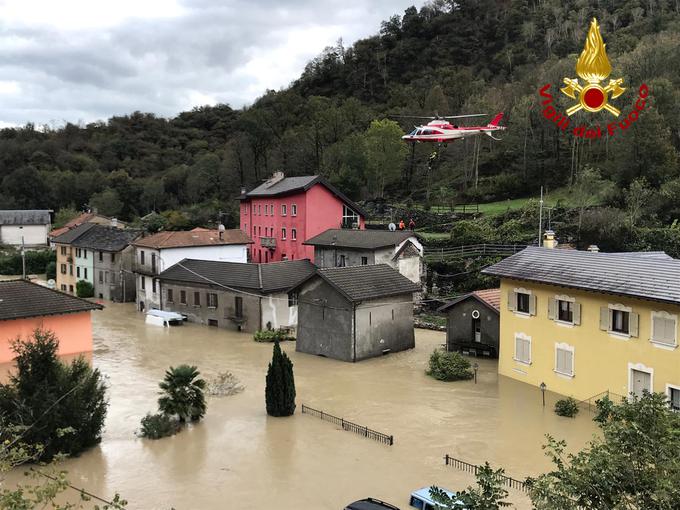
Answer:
[132, 228, 252, 311]
[0, 210, 52, 247]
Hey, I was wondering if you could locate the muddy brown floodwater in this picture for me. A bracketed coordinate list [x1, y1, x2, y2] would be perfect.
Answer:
[3, 303, 599, 509]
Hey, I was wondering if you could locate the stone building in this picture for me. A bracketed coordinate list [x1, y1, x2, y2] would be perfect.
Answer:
[157, 258, 316, 333]
[0, 210, 52, 247]
[439, 288, 500, 357]
[295, 264, 421, 362]
[303, 228, 423, 284]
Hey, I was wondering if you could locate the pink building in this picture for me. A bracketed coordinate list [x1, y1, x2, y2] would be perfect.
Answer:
[0, 280, 102, 363]
[239, 173, 366, 263]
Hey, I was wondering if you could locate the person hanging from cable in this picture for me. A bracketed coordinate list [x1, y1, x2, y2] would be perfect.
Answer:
[398, 219, 405, 230]
[408, 218, 416, 231]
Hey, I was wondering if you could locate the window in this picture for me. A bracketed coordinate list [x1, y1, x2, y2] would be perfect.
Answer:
[291, 204, 297, 216]
[288, 292, 298, 307]
[84, 250, 87, 260]
[258, 226, 261, 236]
[99, 271, 103, 283]
[77, 267, 81, 278]
[235, 296, 243, 318]
[508, 289, 535, 315]
[361, 256, 368, 265]
[152, 279, 157, 294]
[60, 264, 67, 274]
[76, 248, 80, 258]
[151, 253, 157, 272]
[516, 292, 530, 313]
[612, 310, 630, 334]
[258, 205, 261, 215]
[60, 246, 66, 255]
[194, 292, 201, 306]
[99, 251, 103, 262]
[84, 268, 88, 279]
[253, 225, 256, 236]
[291, 228, 297, 240]
[668, 386, 680, 411]
[652, 312, 677, 347]
[180, 290, 187, 304]
[167, 289, 174, 302]
[104, 271, 109, 284]
[208, 319, 218, 327]
[281, 204, 287, 216]
[514, 333, 531, 364]
[282, 228, 287, 240]
[600, 305, 638, 337]
[140, 251, 145, 265]
[548, 296, 580, 325]
[111, 253, 115, 263]
[339, 254, 346, 267]
[558, 300, 573, 322]
[111, 272, 116, 284]
[69, 285, 74, 293]
[69, 265, 73, 275]
[207, 293, 218, 308]
[270, 203, 274, 215]
[141, 277, 145, 290]
[264, 205, 268, 216]
[342, 204, 360, 228]
[555, 343, 574, 377]
[61, 284, 66, 291]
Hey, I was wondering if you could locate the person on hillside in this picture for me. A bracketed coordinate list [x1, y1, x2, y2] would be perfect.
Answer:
[398, 219, 405, 230]
[409, 218, 416, 231]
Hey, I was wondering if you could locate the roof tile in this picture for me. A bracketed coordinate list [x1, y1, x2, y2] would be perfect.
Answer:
[0, 280, 102, 321]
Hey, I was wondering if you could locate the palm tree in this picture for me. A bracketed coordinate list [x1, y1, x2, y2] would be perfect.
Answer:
[158, 365, 207, 422]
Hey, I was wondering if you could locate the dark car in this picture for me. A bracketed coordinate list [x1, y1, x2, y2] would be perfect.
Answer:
[344, 497, 402, 510]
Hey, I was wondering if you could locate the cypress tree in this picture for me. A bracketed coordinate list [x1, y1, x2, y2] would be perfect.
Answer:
[265, 340, 296, 416]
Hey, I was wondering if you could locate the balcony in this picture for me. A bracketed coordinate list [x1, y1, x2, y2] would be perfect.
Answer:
[260, 237, 276, 249]
[132, 262, 158, 276]
[341, 219, 360, 229]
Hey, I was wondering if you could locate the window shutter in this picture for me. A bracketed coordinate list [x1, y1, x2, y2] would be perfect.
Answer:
[529, 294, 537, 316]
[507, 291, 516, 311]
[548, 298, 556, 320]
[599, 307, 609, 331]
[629, 312, 639, 337]
[573, 303, 581, 325]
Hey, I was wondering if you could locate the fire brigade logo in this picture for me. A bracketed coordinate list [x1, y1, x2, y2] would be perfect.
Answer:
[560, 18, 625, 117]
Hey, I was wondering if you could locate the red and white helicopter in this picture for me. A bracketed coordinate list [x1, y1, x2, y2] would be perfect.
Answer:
[400, 113, 506, 143]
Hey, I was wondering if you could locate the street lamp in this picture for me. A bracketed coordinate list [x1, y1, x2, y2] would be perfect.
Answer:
[540, 382, 547, 407]
[473, 362, 479, 384]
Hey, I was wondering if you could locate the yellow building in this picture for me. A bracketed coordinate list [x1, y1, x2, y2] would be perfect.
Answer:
[483, 245, 680, 407]
[53, 223, 96, 294]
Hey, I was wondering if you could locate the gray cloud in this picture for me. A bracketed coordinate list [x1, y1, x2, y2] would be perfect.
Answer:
[0, 0, 421, 126]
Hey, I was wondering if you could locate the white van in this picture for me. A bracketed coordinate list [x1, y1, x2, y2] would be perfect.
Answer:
[409, 487, 463, 510]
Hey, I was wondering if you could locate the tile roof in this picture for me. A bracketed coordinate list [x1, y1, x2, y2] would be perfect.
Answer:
[133, 229, 252, 249]
[158, 259, 316, 294]
[0, 210, 51, 226]
[482, 246, 680, 305]
[303, 229, 417, 250]
[51, 222, 96, 244]
[71, 225, 141, 252]
[439, 288, 501, 313]
[239, 175, 368, 217]
[311, 264, 421, 302]
[0, 280, 102, 321]
[49, 212, 124, 237]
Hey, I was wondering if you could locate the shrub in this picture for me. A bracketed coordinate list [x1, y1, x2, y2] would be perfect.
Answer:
[45, 261, 56, 280]
[265, 340, 296, 416]
[0, 249, 55, 276]
[426, 350, 474, 381]
[76, 279, 94, 298]
[554, 397, 580, 417]
[254, 329, 295, 342]
[138, 413, 181, 439]
[206, 371, 244, 397]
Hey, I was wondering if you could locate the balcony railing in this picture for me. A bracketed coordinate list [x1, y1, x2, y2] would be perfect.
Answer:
[260, 237, 276, 249]
[341, 219, 360, 229]
[132, 262, 158, 276]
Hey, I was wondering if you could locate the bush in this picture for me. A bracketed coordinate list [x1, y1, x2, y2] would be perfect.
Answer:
[76, 280, 94, 298]
[138, 413, 181, 439]
[265, 340, 296, 416]
[0, 249, 55, 275]
[426, 350, 474, 381]
[254, 329, 295, 342]
[45, 261, 56, 280]
[554, 397, 580, 417]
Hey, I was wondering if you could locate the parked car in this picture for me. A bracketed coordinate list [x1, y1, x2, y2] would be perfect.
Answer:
[409, 487, 463, 509]
[344, 497, 401, 510]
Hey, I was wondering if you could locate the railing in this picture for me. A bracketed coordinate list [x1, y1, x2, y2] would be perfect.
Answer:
[425, 244, 527, 262]
[260, 237, 276, 249]
[577, 389, 627, 412]
[132, 262, 157, 276]
[301, 404, 394, 446]
[443, 454, 528, 492]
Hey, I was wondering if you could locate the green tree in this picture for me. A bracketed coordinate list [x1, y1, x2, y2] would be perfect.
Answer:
[625, 178, 655, 227]
[76, 280, 94, 298]
[570, 167, 615, 239]
[430, 462, 511, 509]
[528, 392, 680, 509]
[89, 188, 123, 217]
[364, 119, 407, 198]
[157, 365, 207, 422]
[265, 340, 296, 417]
[0, 329, 107, 461]
[426, 350, 474, 381]
[53, 207, 80, 228]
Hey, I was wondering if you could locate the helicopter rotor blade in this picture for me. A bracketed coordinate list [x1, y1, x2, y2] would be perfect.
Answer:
[390, 115, 437, 120]
[441, 114, 488, 119]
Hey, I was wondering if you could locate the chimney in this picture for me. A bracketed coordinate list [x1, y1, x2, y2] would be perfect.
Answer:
[240, 187, 247, 196]
[264, 171, 285, 188]
[543, 229, 558, 249]
[111, 217, 118, 228]
[587, 244, 600, 252]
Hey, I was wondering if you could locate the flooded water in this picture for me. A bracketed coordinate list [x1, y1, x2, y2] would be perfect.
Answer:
[3, 303, 599, 509]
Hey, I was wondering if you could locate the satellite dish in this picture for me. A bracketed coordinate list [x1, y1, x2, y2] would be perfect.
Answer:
[47, 279, 56, 289]
[388, 222, 396, 232]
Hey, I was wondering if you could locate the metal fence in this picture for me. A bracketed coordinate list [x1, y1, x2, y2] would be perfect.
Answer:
[577, 389, 627, 412]
[425, 243, 527, 262]
[301, 404, 394, 446]
[443, 454, 529, 493]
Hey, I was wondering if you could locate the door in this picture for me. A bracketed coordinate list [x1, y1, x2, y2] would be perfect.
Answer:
[473, 317, 482, 343]
[631, 369, 651, 398]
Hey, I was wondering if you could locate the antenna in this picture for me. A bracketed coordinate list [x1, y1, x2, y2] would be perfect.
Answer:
[538, 186, 544, 246]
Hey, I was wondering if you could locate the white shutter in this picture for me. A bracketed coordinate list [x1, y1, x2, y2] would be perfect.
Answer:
[573, 302, 581, 325]
[529, 294, 537, 316]
[599, 307, 609, 331]
[629, 312, 639, 337]
[507, 291, 516, 311]
[548, 298, 556, 320]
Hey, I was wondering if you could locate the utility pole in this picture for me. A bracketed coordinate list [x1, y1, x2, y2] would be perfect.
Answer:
[21, 235, 26, 280]
[538, 186, 544, 246]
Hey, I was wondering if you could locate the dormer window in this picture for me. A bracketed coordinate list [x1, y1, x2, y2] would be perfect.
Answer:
[342, 204, 360, 228]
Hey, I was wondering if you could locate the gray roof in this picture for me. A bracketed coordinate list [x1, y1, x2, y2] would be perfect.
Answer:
[51, 222, 96, 244]
[158, 258, 316, 294]
[482, 246, 680, 305]
[71, 225, 141, 252]
[306, 264, 421, 302]
[0, 280, 102, 321]
[0, 210, 51, 225]
[303, 229, 417, 250]
[239, 175, 368, 217]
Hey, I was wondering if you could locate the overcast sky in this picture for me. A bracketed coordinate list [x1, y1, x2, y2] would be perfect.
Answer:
[0, 0, 421, 128]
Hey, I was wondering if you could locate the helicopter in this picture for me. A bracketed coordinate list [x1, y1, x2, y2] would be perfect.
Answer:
[399, 112, 506, 143]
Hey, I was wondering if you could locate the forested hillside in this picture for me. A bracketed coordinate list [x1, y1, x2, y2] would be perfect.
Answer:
[2, 0, 680, 244]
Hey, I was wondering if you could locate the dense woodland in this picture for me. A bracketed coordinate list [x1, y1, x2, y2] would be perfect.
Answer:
[2, 0, 680, 251]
